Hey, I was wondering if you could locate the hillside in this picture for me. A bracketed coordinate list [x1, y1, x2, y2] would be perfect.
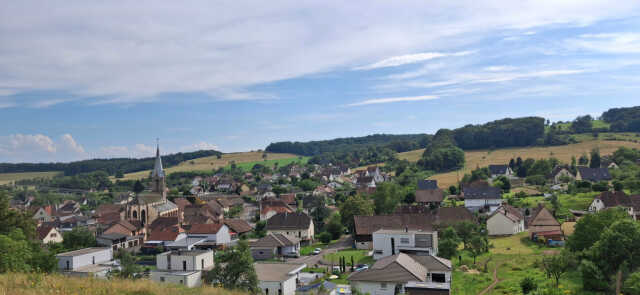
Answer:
[398, 139, 640, 188]
[0, 171, 61, 185]
[0, 273, 240, 295]
[116, 151, 301, 181]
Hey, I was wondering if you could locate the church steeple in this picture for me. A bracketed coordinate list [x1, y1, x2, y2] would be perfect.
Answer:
[151, 139, 165, 194]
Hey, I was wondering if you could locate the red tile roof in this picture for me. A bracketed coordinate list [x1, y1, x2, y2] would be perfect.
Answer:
[37, 226, 55, 240]
[147, 229, 180, 241]
[188, 223, 224, 234]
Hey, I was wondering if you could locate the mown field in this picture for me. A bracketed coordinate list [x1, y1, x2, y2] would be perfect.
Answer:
[452, 232, 597, 295]
[0, 171, 61, 185]
[398, 139, 640, 188]
[0, 272, 240, 295]
[115, 151, 300, 181]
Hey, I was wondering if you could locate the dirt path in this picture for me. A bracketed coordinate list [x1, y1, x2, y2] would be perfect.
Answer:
[477, 263, 503, 295]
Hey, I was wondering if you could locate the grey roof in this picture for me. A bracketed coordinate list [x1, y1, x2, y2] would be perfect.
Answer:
[577, 166, 611, 182]
[349, 253, 426, 282]
[151, 144, 164, 178]
[462, 186, 502, 200]
[417, 180, 438, 190]
[153, 200, 178, 212]
[407, 255, 452, 272]
[297, 281, 337, 292]
[489, 165, 509, 176]
[56, 247, 111, 257]
[254, 263, 306, 282]
[98, 233, 128, 240]
[266, 212, 312, 230]
[250, 233, 300, 248]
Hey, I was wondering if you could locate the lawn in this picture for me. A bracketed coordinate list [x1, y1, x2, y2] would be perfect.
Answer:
[225, 156, 310, 171]
[301, 242, 329, 256]
[452, 232, 601, 295]
[397, 138, 640, 188]
[0, 171, 61, 185]
[115, 151, 300, 181]
[324, 249, 374, 266]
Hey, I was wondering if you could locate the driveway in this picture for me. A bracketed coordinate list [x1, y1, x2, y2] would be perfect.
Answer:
[287, 235, 353, 266]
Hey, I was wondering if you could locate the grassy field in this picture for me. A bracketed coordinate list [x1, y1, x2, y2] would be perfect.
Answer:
[397, 139, 640, 188]
[550, 119, 610, 132]
[115, 151, 300, 181]
[0, 272, 240, 295]
[0, 171, 61, 185]
[452, 232, 598, 295]
[229, 156, 309, 171]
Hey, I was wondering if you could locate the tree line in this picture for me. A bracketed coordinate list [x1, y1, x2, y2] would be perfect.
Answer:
[0, 150, 221, 176]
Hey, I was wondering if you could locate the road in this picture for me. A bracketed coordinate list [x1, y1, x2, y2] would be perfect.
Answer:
[288, 236, 353, 267]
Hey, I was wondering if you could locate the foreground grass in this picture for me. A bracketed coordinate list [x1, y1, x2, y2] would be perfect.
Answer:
[0, 171, 61, 185]
[397, 139, 640, 188]
[0, 273, 241, 295]
[452, 233, 599, 295]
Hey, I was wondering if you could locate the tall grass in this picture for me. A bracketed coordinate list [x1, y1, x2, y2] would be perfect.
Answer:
[0, 273, 242, 295]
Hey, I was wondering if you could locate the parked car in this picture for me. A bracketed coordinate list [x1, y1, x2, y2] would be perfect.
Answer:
[355, 264, 369, 272]
[312, 248, 322, 255]
[284, 252, 300, 258]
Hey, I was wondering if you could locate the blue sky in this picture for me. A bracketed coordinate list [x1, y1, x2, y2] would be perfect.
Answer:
[1, 1, 640, 162]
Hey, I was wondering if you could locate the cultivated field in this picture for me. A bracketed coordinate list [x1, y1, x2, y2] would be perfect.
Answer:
[0, 273, 240, 295]
[398, 139, 640, 188]
[116, 151, 300, 180]
[0, 171, 61, 185]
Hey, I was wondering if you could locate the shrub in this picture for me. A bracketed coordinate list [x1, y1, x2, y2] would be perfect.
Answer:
[520, 276, 537, 294]
[317, 232, 332, 244]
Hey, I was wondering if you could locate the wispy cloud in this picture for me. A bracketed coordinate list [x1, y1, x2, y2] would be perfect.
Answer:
[567, 33, 640, 53]
[355, 51, 472, 71]
[346, 95, 438, 107]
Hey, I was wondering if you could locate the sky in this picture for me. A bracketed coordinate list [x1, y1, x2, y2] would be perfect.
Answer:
[1, 1, 640, 163]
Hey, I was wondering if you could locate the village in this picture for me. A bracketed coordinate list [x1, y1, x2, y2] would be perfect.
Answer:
[7, 140, 640, 295]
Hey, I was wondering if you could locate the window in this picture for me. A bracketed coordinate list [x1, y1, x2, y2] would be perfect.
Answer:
[201, 259, 204, 269]
[380, 283, 387, 289]
[374, 250, 383, 254]
[179, 280, 183, 284]
[400, 237, 410, 244]
[51, 233, 57, 237]
[278, 289, 282, 295]
[160, 277, 165, 282]
[265, 289, 269, 294]
[183, 261, 187, 271]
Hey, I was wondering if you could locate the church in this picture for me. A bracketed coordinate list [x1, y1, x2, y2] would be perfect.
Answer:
[126, 144, 178, 226]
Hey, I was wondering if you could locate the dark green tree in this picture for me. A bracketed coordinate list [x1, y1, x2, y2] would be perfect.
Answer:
[205, 240, 259, 293]
[326, 213, 344, 240]
[133, 180, 145, 194]
[589, 148, 601, 168]
[62, 227, 97, 251]
[340, 194, 374, 232]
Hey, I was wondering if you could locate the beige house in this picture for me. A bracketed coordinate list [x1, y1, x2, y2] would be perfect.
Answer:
[527, 204, 561, 239]
[265, 212, 314, 244]
[549, 166, 575, 184]
[38, 226, 63, 244]
[487, 205, 524, 236]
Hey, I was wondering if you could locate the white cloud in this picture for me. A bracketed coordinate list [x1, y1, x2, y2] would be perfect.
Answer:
[183, 142, 219, 151]
[0, 133, 88, 162]
[484, 66, 517, 72]
[0, 1, 637, 106]
[346, 95, 438, 107]
[97, 144, 154, 159]
[30, 98, 74, 108]
[354, 51, 472, 70]
[567, 33, 640, 53]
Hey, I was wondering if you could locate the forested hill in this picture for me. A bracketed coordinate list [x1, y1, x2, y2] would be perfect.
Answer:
[0, 150, 222, 176]
[266, 134, 432, 156]
[602, 106, 640, 132]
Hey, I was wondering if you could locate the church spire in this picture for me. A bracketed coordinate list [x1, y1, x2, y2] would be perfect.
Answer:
[151, 139, 164, 179]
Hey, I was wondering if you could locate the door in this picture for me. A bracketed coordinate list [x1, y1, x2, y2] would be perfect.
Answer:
[391, 238, 395, 255]
[183, 261, 187, 271]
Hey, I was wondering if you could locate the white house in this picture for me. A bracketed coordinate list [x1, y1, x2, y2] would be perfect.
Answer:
[150, 249, 214, 288]
[463, 186, 503, 213]
[487, 205, 525, 236]
[56, 247, 118, 278]
[266, 212, 315, 244]
[32, 206, 55, 223]
[255, 263, 306, 295]
[250, 233, 300, 260]
[186, 223, 232, 246]
[372, 229, 438, 260]
[488, 165, 513, 179]
[349, 253, 451, 295]
[588, 191, 640, 220]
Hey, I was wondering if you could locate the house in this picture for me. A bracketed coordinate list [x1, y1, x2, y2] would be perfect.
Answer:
[349, 253, 451, 295]
[146, 229, 187, 248]
[151, 249, 214, 288]
[354, 208, 474, 250]
[56, 247, 118, 278]
[527, 204, 562, 241]
[365, 166, 385, 183]
[57, 200, 80, 216]
[417, 180, 439, 190]
[356, 176, 377, 194]
[148, 216, 181, 232]
[261, 198, 295, 220]
[255, 262, 306, 295]
[415, 189, 444, 207]
[576, 166, 612, 183]
[549, 166, 575, 184]
[33, 205, 55, 223]
[103, 219, 144, 237]
[266, 212, 315, 244]
[37, 226, 63, 244]
[250, 233, 301, 260]
[488, 165, 513, 179]
[97, 233, 142, 251]
[187, 223, 232, 248]
[279, 193, 298, 207]
[223, 219, 254, 238]
[462, 186, 502, 213]
[487, 204, 525, 236]
[588, 191, 640, 219]
[372, 229, 438, 259]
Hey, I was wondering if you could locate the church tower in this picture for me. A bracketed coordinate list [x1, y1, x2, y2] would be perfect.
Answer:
[151, 141, 166, 196]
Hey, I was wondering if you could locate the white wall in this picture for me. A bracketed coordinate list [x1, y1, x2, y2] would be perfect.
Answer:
[259, 276, 297, 295]
[57, 248, 113, 271]
[352, 281, 396, 295]
[157, 251, 214, 271]
[151, 271, 202, 288]
[487, 213, 520, 236]
[372, 232, 436, 259]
